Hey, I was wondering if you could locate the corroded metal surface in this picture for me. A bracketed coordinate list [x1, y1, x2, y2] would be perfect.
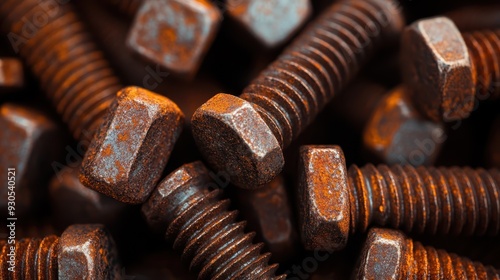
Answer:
[80, 86, 184, 204]
[0, 103, 59, 216]
[227, 0, 312, 48]
[402, 17, 500, 122]
[142, 162, 286, 280]
[0, 58, 23, 91]
[355, 228, 500, 279]
[49, 166, 126, 227]
[299, 145, 500, 251]
[363, 86, 444, 166]
[235, 175, 300, 263]
[127, 0, 221, 78]
[192, 0, 405, 188]
[0, 224, 120, 279]
[0, 0, 121, 141]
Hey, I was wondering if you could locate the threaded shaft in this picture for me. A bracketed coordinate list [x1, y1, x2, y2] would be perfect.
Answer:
[240, 0, 403, 148]
[105, 0, 142, 17]
[0, 0, 121, 141]
[163, 187, 285, 280]
[403, 237, 500, 279]
[463, 29, 500, 100]
[0, 236, 59, 280]
[348, 164, 500, 236]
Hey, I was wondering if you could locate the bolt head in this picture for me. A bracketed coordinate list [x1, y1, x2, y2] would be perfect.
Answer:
[355, 228, 408, 280]
[298, 145, 350, 251]
[191, 93, 284, 189]
[227, 0, 311, 48]
[142, 161, 212, 232]
[363, 86, 444, 166]
[0, 103, 59, 215]
[50, 166, 126, 227]
[58, 224, 121, 279]
[80, 86, 184, 204]
[127, 0, 221, 78]
[402, 17, 475, 122]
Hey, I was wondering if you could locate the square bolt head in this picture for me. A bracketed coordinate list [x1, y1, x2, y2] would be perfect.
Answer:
[59, 224, 121, 279]
[363, 86, 445, 166]
[0, 103, 59, 215]
[80, 86, 184, 204]
[127, 0, 221, 78]
[227, 0, 311, 48]
[402, 17, 475, 122]
[298, 145, 350, 251]
[0, 58, 23, 91]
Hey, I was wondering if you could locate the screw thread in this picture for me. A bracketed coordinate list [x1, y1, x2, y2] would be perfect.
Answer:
[348, 164, 500, 236]
[164, 187, 284, 280]
[0, 0, 122, 141]
[403, 237, 500, 279]
[240, 0, 403, 148]
[1, 236, 59, 280]
[463, 29, 500, 100]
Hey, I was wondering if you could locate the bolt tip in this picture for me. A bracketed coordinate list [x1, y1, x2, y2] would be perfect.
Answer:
[192, 93, 284, 189]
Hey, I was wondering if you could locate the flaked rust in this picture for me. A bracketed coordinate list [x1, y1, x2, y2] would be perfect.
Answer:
[299, 145, 500, 251]
[402, 17, 500, 122]
[355, 228, 500, 279]
[0, 58, 23, 92]
[0, 224, 120, 279]
[80, 86, 184, 204]
[192, 0, 405, 188]
[142, 162, 286, 280]
[127, 0, 221, 79]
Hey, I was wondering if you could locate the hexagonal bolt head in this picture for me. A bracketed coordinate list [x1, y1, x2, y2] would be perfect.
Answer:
[50, 166, 126, 228]
[0, 103, 59, 216]
[363, 86, 445, 166]
[80, 86, 184, 204]
[59, 224, 121, 279]
[191, 93, 284, 189]
[141, 161, 212, 232]
[235, 175, 299, 263]
[227, 0, 312, 48]
[354, 228, 407, 280]
[298, 145, 350, 251]
[0, 58, 23, 91]
[401, 16, 475, 122]
[127, 0, 221, 79]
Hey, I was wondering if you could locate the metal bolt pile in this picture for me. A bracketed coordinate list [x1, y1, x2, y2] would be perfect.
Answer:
[0, 0, 499, 279]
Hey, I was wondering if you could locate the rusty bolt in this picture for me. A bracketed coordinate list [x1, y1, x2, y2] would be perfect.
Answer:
[192, 0, 405, 188]
[226, 0, 312, 48]
[402, 17, 500, 122]
[363, 86, 445, 166]
[234, 175, 300, 263]
[0, 224, 121, 279]
[141, 161, 286, 279]
[298, 145, 500, 251]
[0, 0, 122, 141]
[0, 103, 60, 216]
[50, 165, 127, 228]
[127, 0, 221, 79]
[355, 228, 500, 279]
[0, 58, 23, 92]
[80, 86, 184, 204]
